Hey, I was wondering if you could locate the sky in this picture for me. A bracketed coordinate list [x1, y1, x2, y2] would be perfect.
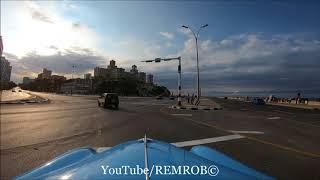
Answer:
[1, 1, 320, 96]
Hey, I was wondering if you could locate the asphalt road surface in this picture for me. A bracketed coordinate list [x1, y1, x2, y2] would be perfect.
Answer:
[1, 92, 320, 179]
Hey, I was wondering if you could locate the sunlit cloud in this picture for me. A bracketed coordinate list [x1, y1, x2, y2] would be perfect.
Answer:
[1, 1, 100, 57]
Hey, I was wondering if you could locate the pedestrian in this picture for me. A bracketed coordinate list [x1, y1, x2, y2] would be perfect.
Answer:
[296, 92, 301, 104]
[194, 95, 198, 105]
[191, 93, 194, 104]
[187, 93, 190, 104]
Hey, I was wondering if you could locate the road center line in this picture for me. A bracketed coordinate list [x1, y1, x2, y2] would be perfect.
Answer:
[171, 114, 193, 117]
[267, 116, 281, 120]
[229, 130, 265, 134]
[273, 110, 294, 115]
[160, 107, 320, 158]
[172, 135, 244, 147]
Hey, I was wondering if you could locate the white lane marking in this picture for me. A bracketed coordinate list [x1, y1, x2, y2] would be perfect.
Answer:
[267, 116, 281, 120]
[94, 135, 245, 151]
[273, 110, 294, 115]
[229, 130, 265, 134]
[171, 134, 244, 147]
[128, 102, 169, 106]
[171, 114, 193, 117]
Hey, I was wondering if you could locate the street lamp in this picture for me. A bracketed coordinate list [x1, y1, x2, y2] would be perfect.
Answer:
[142, 57, 182, 106]
[71, 65, 76, 96]
[182, 24, 208, 105]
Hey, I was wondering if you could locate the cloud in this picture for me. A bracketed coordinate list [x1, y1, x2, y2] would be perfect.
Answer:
[1, 1, 100, 57]
[2, 1, 319, 95]
[30, 9, 53, 23]
[8, 48, 107, 82]
[155, 33, 320, 95]
[159, 32, 174, 40]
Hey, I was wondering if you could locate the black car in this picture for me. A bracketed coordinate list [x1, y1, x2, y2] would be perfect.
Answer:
[98, 93, 119, 109]
[252, 98, 266, 105]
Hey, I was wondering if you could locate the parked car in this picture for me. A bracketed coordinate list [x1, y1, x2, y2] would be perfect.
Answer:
[252, 98, 265, 105]
[169, 96, 175, 100]
[98, 93, 119, 109]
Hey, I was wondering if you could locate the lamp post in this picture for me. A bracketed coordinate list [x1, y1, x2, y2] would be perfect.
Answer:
[182, 24, 208, 105]
[71, 65, 76, 96]
[142, 57, 182, 106]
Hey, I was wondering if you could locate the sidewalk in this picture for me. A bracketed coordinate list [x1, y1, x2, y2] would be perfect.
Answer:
[0, 90, 49, 104]
[171, 97, 222, 110]
[267, 102, 320, 110]
[0, 90, 31, 102]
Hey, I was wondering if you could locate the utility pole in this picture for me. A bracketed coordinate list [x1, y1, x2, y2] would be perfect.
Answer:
[141, 57, 182, 106]
[71, 65, 76, 96]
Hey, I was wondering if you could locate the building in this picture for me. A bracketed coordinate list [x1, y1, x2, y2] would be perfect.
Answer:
[107, 60, 125, 80]
[110, 67, 125, 80]
[42, 68, 52, 79]
[84, 73, 92, 80]
[108, 60, 117, 69]
[146, 74, 153, 84]
[37, 68, 52, 79]
[94, 60, 126, 80]
[138, 72, 146, 82]
[60, 78, 91, 94]
[94, 67, 108, 78]
[0, 56, 12, 85]
[22, 77, 34, 85]
[51, 75, 66, 81]
[93, 60, 152, 83]
[130, 65, 138, 75]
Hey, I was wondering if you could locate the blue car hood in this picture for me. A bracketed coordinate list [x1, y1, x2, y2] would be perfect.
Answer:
[16, 139, 274, 180]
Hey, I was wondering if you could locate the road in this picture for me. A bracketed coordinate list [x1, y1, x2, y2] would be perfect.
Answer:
[1, 92, 320, 179]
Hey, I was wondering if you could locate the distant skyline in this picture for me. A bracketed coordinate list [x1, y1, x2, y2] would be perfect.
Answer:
[1, 1, 320, 95]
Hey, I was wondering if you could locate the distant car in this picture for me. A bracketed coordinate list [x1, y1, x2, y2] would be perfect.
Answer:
[12, 90, 16, 92]
[18, 90, 22, 92]
[169, 96, 175, 100]
[156, 96, 163, 100]
[98, 93, 119, 109]
[252, 98, 265, 105]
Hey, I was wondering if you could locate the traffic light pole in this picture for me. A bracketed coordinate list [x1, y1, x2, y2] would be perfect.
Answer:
[142, 56, 182, 106]
[177, 57, 182, 106]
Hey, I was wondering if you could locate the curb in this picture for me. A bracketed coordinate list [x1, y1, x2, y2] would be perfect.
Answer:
[0, 98, 49, 104]
[0, 95, 49, 105]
